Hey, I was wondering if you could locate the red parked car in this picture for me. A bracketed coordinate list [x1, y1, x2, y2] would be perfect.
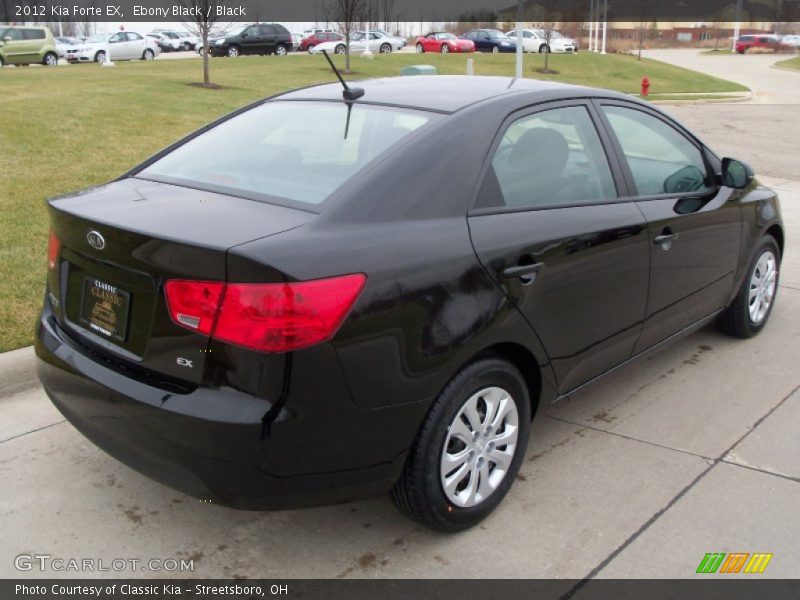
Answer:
[299, 31, 343, 53]
[415, 32, 475, 54]
[735, 34, 785, 54]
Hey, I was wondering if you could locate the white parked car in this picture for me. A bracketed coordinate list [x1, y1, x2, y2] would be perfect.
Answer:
[781, 34, 800, 47]
[309, 31, 402, 54]
[65, 32, 160, 63]
[506, 29, 578, 53]
[55, 36, 80, 58]
[147, 32, 181, 52]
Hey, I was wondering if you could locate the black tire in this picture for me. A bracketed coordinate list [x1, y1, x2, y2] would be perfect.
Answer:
[416, 43, 424, 53]
[440, 44, 450, 54]
[539, 44, 550, 53]
[94, 50, 106, 63]
[334, 44, 346, 55]
[391, 356, 531, 532]
[226, 45, 240, 58]
[306, 44, 315, 53]
[142, 49, 154, 61]
[43, 52, 58, 67]
[379, 43, 392, 54]
[0, 55, 5, 68]
[275, 44, 288, 56]
[720, 235, 780, 338]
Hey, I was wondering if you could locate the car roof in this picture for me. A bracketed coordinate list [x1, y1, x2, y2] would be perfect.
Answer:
[279, 75, 616, 114]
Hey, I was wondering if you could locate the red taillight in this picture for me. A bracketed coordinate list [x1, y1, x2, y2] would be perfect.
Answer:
[163, 280, 225, 336]
[47, 230, 61, 270]
[164, 274, 366, 353]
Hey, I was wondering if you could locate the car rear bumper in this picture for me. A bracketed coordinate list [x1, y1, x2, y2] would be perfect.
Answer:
[35, 305, 416, 510]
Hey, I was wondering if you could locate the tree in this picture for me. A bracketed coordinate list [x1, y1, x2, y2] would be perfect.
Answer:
[537, 1, 559, 73]
[173, 0, 226, 87]
[324, 0, 364, 73]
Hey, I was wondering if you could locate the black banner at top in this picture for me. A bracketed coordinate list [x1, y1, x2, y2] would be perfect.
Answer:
[1, 0, 799, 23]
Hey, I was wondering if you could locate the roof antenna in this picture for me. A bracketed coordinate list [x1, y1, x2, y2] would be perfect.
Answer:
[321, 49, 365, 101]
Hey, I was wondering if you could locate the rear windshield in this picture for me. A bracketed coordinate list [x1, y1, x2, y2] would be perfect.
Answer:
[138, 100, 435, 210]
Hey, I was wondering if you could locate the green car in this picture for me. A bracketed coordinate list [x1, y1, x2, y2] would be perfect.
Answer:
[0, 26, 59, 68]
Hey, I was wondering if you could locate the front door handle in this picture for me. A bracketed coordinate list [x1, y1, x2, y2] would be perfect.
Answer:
[503, 261, 545, 285]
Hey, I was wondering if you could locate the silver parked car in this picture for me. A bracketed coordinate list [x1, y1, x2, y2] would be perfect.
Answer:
[65, 32, 160, 63]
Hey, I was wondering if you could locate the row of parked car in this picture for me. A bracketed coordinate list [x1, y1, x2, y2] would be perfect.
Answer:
[414, 29, 578, 54]
[0, 24, 208, 67]
[199, 24, 408, 58]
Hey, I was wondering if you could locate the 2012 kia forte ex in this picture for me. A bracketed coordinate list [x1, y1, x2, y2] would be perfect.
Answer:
[36, 75, 784, 532]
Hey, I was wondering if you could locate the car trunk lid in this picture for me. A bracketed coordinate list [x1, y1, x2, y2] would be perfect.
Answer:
[47, 177, 312, 386]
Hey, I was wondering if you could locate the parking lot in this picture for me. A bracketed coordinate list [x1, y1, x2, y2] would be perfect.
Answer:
[1, 50, 798, 580]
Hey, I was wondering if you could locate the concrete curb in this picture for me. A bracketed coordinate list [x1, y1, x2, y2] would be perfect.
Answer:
[0, 346, 38, 398]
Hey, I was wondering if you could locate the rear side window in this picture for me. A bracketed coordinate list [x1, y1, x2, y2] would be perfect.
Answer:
[602, 105, 712, 196]
[485, 105, 617, 209]
[23, 29, 46, 40]
[1, 28, 23, 41]
[139, 101, 435, 209]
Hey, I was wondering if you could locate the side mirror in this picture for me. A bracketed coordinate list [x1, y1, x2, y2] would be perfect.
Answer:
[721, 158, 754, 189]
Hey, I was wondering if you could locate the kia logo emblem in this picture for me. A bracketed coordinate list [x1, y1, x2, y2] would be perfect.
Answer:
[87, 231, 105, 250]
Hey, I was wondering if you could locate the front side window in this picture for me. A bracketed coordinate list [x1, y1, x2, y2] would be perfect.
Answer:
[602, 105, 712, 196]
[139, 101, 435, 209]
[487, 105, 617, 209]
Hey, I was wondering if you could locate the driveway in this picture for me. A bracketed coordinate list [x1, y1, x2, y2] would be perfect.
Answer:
[644, 49, 800, 181]
[1, 52, 799, 581]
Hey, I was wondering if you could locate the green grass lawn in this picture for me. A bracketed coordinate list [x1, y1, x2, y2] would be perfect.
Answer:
[0, 51, 747, 351]
[775, 56, 800, 70]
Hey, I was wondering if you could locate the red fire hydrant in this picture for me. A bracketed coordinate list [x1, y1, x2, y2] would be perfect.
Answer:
[641, 76, 650, 97]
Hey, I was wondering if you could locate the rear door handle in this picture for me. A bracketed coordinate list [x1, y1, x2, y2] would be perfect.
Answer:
[653, 233, 677, 244]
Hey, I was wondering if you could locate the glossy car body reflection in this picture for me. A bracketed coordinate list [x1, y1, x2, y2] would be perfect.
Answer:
[36, 76, 783, 513]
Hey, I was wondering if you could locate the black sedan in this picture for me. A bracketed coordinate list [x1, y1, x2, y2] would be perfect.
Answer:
[36, 76, 783, 532]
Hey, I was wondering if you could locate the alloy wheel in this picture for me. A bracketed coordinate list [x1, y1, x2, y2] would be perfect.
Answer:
[440, 386, 519, 508]
[749, 250, 777, 324]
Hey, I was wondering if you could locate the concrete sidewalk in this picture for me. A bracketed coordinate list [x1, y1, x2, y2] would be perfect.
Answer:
[1, 179, 798, 579]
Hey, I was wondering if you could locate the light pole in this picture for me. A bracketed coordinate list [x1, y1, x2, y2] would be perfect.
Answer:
[601, 0, 607, 54]
[515, 0, 523, 79]
[732, 0, 742, 51]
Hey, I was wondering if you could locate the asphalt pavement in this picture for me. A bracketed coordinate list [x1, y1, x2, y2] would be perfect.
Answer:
[1, 49, 798, 580]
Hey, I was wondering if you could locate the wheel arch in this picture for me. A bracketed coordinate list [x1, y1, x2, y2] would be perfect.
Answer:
[465, 342, 544, 420]
[766, 223, 784, 257]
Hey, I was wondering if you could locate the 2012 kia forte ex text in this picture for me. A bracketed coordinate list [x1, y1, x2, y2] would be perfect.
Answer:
[36, 75, 784, 532]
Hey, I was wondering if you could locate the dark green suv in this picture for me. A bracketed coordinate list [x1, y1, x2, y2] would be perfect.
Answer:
[0, 26, 59, 67]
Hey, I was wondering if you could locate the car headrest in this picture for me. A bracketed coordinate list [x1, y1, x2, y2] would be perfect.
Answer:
[509, 127, 569, 175]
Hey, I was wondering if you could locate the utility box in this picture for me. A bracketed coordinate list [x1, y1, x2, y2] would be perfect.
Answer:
[400, 65, 438, 76]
